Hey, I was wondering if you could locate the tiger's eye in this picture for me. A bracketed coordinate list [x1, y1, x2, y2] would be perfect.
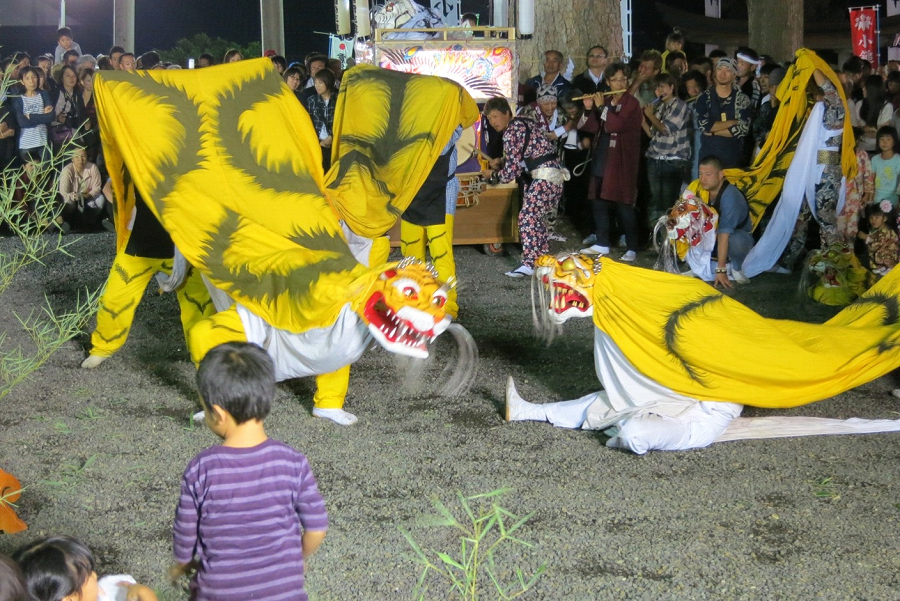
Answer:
[561, 258, 576, 270]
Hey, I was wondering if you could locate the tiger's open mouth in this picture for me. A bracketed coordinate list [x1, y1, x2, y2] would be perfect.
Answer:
[547, 280, 590, 314]
[364, 292, 449, 359]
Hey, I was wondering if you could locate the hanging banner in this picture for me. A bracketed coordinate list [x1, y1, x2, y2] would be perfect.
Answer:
[850, 7, 878, 67]
[430, 0, 460, 26]
[329, 35, 353, 67]
[888, 0, 900, 18]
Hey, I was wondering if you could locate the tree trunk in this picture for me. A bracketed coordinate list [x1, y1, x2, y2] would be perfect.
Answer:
[748, 0, 804, 63]
[516, 0, 623, 83]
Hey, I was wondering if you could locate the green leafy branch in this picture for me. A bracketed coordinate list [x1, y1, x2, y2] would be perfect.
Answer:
[402, 488, 546, 600]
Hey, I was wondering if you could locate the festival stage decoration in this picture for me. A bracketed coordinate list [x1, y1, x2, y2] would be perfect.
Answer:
[0, 468, 26, 534]
[533, 253, 900, 409]
[377, 44, 516, 101]
[94, 59, 478, 339]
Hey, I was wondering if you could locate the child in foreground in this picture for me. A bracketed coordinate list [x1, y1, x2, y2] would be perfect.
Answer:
[172, 342, 328, 601]
[12, 536, 156, 601]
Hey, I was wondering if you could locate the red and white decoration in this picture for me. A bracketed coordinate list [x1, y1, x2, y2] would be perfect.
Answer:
[850, 7, 878, 67]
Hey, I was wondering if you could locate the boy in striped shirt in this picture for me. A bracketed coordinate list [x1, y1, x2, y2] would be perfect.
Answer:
[173, 342, 328, 601]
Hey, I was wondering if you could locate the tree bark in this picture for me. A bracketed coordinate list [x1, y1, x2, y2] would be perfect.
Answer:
[748, 0, 804, 63]
[516, 0, 623, 83]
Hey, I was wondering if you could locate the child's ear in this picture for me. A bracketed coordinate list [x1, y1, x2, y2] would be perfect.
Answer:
[209, 404, 228, 423]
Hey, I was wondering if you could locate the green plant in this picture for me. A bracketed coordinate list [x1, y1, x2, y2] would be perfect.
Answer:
[402, 489, 546, 600]
[43, 455, 97, 491]
[811, 476, 840, 501]
[76, 406, 104, 420]
[0, 65, 102, 401]
[157, 34, 263, 67]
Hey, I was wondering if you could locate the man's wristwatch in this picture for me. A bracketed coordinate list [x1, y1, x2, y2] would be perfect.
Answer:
[715, 267, 727, 274]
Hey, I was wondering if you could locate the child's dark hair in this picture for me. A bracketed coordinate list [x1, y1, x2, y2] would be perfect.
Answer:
[12, 536, 94, 601]
[56, 27, 73, 41]
[0, 554, 28, 601]
[876, 125, 899, 151]
[197, 342, 275, 424]
[866, 201, 890, 219]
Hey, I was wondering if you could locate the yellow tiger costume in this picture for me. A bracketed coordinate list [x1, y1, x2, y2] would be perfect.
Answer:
[93, 60, 478, 421]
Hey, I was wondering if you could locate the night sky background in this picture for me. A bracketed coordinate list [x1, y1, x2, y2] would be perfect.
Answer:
[3, 0, 687, 63]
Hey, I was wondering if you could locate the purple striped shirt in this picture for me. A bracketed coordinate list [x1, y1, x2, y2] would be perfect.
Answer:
[173, 439, 328, 601]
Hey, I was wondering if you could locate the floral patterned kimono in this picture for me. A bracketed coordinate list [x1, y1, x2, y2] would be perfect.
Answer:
[838, 148, 874, 242]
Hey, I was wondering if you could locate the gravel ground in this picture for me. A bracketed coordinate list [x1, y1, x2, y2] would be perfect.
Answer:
[1, 223, 899, 601]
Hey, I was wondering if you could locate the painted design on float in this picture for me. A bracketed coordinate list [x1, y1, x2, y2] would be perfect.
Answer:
[378, 45, 515, 100]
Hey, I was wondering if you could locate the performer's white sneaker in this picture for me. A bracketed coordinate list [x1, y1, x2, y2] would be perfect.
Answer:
[313, 407, 358, 425]
[581, 233, 597, 245]
[580, 244, 610, 256]
[505, 377, 548, 422]
[891, 389, 900, 399]
[619, 250, 637, 262]
[81, 355, 108, 369]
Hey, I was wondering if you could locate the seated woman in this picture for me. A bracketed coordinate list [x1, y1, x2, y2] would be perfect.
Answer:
[58, 146, 108, 230]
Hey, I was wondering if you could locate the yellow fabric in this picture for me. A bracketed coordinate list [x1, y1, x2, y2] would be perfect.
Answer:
[313, 365, 352, 409]
[94, 59, 477, 335]
[187, 306, 247, 365]
[401, 217, 458, 318]
[328, 65, 479, 238]
[92, 253, 214, 356]
[591, 258, 900, 409]
[690, 49, 856, 227]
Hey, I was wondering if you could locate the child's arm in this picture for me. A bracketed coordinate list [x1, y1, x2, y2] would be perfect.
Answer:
[302, 530, 327, 559]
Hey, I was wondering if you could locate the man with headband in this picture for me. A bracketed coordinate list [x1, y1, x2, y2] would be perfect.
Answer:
[736, 47, 762, 116]
[736, 47, 763, 163]
[694, 57, 752, 169]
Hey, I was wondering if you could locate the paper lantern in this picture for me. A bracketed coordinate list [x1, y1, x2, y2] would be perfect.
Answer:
[518, 0, 534, 35]
[355, 0, 371, 37]
[493, 0, 507, 27]
[336, 0, 351, 35]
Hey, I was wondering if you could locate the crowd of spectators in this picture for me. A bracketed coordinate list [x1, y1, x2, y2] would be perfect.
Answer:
[0, 27, 346, 234]
[506, 31, 900, 281]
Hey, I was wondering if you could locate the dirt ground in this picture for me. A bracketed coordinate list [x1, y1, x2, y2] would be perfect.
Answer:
[1, 221, 899, 600]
